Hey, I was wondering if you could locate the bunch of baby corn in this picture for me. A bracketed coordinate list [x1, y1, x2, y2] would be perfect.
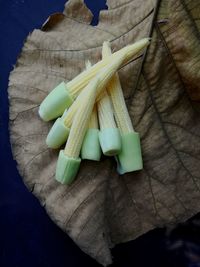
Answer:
[39, 38, 150, 185]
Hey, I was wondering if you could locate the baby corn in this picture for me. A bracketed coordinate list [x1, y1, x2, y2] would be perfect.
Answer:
[39, 38, 150, 121]
[64, 83, 97, 158]
[103, 41, 143, 173]
[97, 43, 121, 156]
[103, 41, 134, 134]
[46, 53, 125, 149]
[81, 61, 101, 161]
[56, 77, 98, 184]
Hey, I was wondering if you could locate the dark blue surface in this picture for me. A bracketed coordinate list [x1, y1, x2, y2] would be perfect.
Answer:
[0, 1, 105, 267]
[0, 0, 196, 266]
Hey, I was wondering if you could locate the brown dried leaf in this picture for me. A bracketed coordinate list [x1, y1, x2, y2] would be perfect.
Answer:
[8, 0, 200, 265]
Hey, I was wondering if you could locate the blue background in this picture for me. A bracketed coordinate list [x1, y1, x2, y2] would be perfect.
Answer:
[0, 0, 194, 266]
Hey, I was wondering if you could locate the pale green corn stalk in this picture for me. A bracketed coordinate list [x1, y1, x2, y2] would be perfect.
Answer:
[67, 38, 150, 98]
[103, 41, 134, 134]
[64, 78, 98, 158]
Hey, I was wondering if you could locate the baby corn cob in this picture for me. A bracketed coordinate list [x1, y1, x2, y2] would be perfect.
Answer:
[81, 61, 101, 161]
[56, 77, 98, 185]
[39, 38, 150, 121]
[46, 53, 125, 149]
[103, 41, 143, 173]
[103, 41, 134, 134]
[64, 87, 96, 158]
[97, 43, 121, 156]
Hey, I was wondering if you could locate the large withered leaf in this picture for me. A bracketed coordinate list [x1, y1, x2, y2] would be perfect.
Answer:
[8, 0, 200, 265]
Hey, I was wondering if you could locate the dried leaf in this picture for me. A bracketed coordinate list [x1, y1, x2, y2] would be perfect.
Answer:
[8, 0, 200, 265]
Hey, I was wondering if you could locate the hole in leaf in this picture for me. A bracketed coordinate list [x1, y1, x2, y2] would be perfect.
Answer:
[84, 0, 108, 26]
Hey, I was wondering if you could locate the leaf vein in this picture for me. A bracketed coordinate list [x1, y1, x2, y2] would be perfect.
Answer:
[143, 73, 200, 193]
